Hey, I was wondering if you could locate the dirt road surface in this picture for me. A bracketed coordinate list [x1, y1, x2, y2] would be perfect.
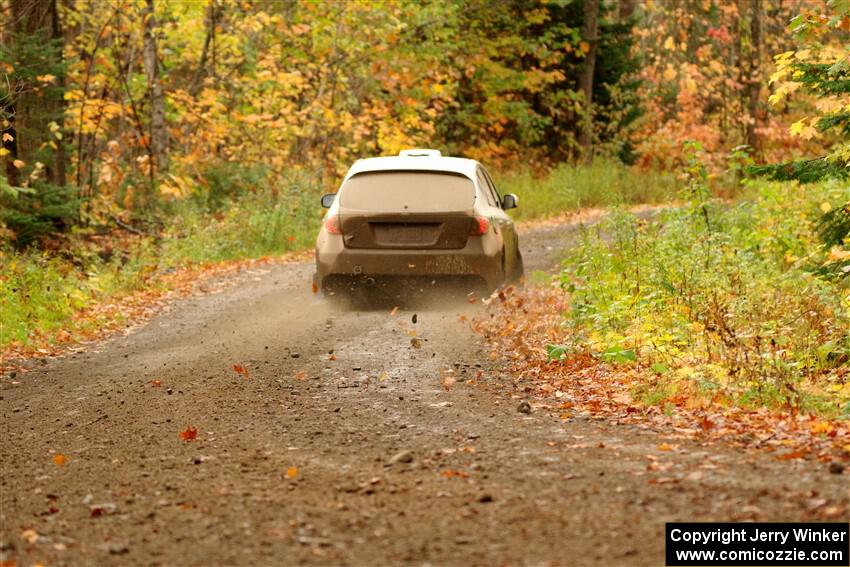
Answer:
[2, 217, 847, 566]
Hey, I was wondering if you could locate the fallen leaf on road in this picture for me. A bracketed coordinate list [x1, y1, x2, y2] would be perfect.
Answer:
[821, 505, 846, 519]
[328, 354, 336, 361]
[390, 306, 399, 316]
[232, 364, 249, 378]
[410, 338, 422, 349]
[657, 443, 676, 451]
[295, 371, 307, 381]
[21, 529, 39, 543]
[776, 449, 808, 460]
[151, 379, 162, 387]
[180, 426, 198, 442]
[441, 469, 470, 479]
[53, 454, 67, 467]
[286, 466, 298, 478]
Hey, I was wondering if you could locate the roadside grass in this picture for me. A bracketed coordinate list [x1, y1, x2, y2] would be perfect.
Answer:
[495, 159, 680, 221]
[553, 178, 850, 418]
[1, 174, 323, 351]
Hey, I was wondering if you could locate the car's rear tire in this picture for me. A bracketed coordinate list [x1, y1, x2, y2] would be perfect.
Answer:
[510, 249, 525, 284]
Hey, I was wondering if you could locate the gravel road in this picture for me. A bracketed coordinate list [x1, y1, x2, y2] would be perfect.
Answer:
[1, 216, 847, 566]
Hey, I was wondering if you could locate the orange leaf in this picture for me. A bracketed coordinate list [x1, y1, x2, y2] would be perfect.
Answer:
[776, 449, 807, 461]
[311, 282, 319, 294]
[810, 422, 833, 435]
[295, 371, 307, 381]
[180, 426, 198, 442]
[233, 364, 250, 378]
[389, 306, 399, 316]
[440, 469, 469, 479]
[53, 454, 67, 467]
[151, 379, 162, 387]
[286, 466, 298, 478]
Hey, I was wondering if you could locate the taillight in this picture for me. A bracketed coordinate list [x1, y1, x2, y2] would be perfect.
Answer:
[324, 215, 342, 234]
[470, 216, 490, 235]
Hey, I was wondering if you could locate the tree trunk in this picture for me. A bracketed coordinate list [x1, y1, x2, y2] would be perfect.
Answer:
[142, 0, 168, 178]
[190, 0, 217, 95]
[619, 0, 636, 21]
[745, 0, 762, 154]
[578, 0, 599, 162]
[7, 0, 66, 186]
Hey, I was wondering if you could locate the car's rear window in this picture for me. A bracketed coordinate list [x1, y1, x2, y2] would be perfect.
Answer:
[339, 171, 475, 212]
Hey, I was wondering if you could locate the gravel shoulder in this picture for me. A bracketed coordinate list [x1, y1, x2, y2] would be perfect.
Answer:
[1, 216, 847, 567]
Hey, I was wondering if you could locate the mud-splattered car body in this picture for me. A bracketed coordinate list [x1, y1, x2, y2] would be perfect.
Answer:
[314, 149, 522, 298]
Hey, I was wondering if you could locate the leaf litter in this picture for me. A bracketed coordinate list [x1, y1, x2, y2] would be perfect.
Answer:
[470, 284, 850, 464]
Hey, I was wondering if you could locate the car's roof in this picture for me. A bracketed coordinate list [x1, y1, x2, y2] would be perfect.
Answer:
[343, 151, 479, 182]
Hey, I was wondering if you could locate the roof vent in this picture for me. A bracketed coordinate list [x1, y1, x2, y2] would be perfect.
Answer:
[399, 149, 442, 157]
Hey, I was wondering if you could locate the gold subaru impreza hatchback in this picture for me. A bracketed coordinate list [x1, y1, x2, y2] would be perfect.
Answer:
[313, 149, 523, 299]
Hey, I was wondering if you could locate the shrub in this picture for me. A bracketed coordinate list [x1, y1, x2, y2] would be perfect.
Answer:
[559, 178, 850, 415]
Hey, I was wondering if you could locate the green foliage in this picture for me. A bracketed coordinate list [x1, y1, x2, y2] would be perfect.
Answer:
[161, 175, 321, 263]
[749, 158, 849, 184]
[495, 160, 678, 221]
[188, 162, 273, 212]
[792, 62, 850, 97]
[0, 179, 80, 248]
[434, 0, 642, 162]
[818, 204, 850, 248]
[559, 177, 850, 415]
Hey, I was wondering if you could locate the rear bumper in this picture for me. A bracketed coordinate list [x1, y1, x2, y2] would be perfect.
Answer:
[314, 233, 503, 291]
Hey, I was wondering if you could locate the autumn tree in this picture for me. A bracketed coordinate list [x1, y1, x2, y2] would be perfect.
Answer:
[2, 0, 67, 186]
[0, 0, 77, 246]
[752, 0, 850, 276]
[755, 1, 850, 183]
